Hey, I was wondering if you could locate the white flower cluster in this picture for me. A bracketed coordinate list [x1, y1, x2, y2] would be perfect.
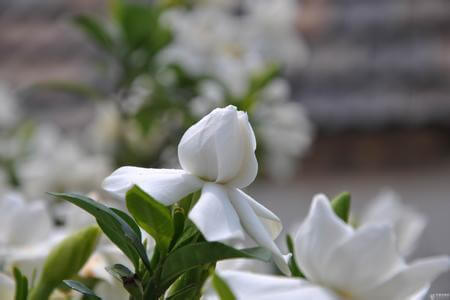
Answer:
[160, 0, 308, 97]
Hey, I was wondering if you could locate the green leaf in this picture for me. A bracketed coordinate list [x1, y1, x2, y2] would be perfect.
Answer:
[165, 284, 196, 300]
[285, 235, 304, 278]
[13, 267, 28, 300]
[331, 192, 351, 223]
[110, 208, 142, 241]
[73, 15, 114, 52]
[63, 280, 101, 299]
[161, 242, 271, 285]
[49, 192, 150, 272]
[28, 226, 101, 300]
[126, 185, 174, 253]
[211, 273, 236, 300]
[30, 80, 103, 100]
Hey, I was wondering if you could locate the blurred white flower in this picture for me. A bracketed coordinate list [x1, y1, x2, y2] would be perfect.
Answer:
[103, 106, 289, 274]
[0, 83, 20, 130]
[17, 125, 112, 197]
[190, 80, 226, 118]
[0, 192, 65, 278]
[242, 0, 308, 71]
[160, 0, 307, 98]
[84, 102, 122, 154]
[358, 189, 427, 256]
[206, 195, 449, 300]
[0, 273, 14, 300]
[161, 7, 265, 98]
[254, 80, 314, 180]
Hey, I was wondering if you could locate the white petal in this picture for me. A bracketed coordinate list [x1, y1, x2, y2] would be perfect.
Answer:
[102, 167, 203, 204]
[323, 224, 402, 295]
[294, 194, 353, 283]
[189, 183, 245, 242]
[233, 190, 282, 239]
[363, 256, 450, 300]
[203, 270, 339, 300]
[178, 105, 244, 182]
[226, 111, 258, 188]
[0, 273, 14, 300]
[228, 188, 290, 275]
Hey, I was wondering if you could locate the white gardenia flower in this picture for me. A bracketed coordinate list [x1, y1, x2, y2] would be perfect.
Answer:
[205, 195, 450, 300]
[103, 105, 289, 274]
[358, 189, 427, 256]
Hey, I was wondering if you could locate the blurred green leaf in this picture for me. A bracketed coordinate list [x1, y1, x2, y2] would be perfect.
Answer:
[74, 15, 114, 52]
[126, 186, 174, 254]
[30, 81, 103, 100]
[49, 192, 150, 272]
[331, 192, 351, 223]
[161, 242, 271, 285]
[28, 226, 101, 300]
[212, 273, 236, 300]
[13, 267, 28, 300]
[63, 280, 101, 300]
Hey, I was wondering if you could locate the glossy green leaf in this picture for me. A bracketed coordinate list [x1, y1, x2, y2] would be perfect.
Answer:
[13, 267, 28, 300]
[161, 242, 271, 285]
[331, 192, 351, 223]
[63, 280, 101, 299]
[126, 186, 174, 253]
[28, 226, 101, 300]
[49, 192, 150, 271]
[212, 273, 236, 300]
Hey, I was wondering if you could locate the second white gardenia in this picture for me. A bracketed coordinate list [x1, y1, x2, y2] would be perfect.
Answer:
[102, 105, 289, 274]
[205, 195, 450, 300]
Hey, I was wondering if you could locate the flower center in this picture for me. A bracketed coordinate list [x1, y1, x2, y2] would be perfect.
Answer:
[336, 289, 353, 300]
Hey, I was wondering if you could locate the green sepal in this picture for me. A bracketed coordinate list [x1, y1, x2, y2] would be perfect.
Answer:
[285, 234, 304, 278]
[331, 192, 351, 223]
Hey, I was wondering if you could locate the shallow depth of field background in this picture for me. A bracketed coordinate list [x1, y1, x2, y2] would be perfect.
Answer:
[1, 0, 449, 294]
